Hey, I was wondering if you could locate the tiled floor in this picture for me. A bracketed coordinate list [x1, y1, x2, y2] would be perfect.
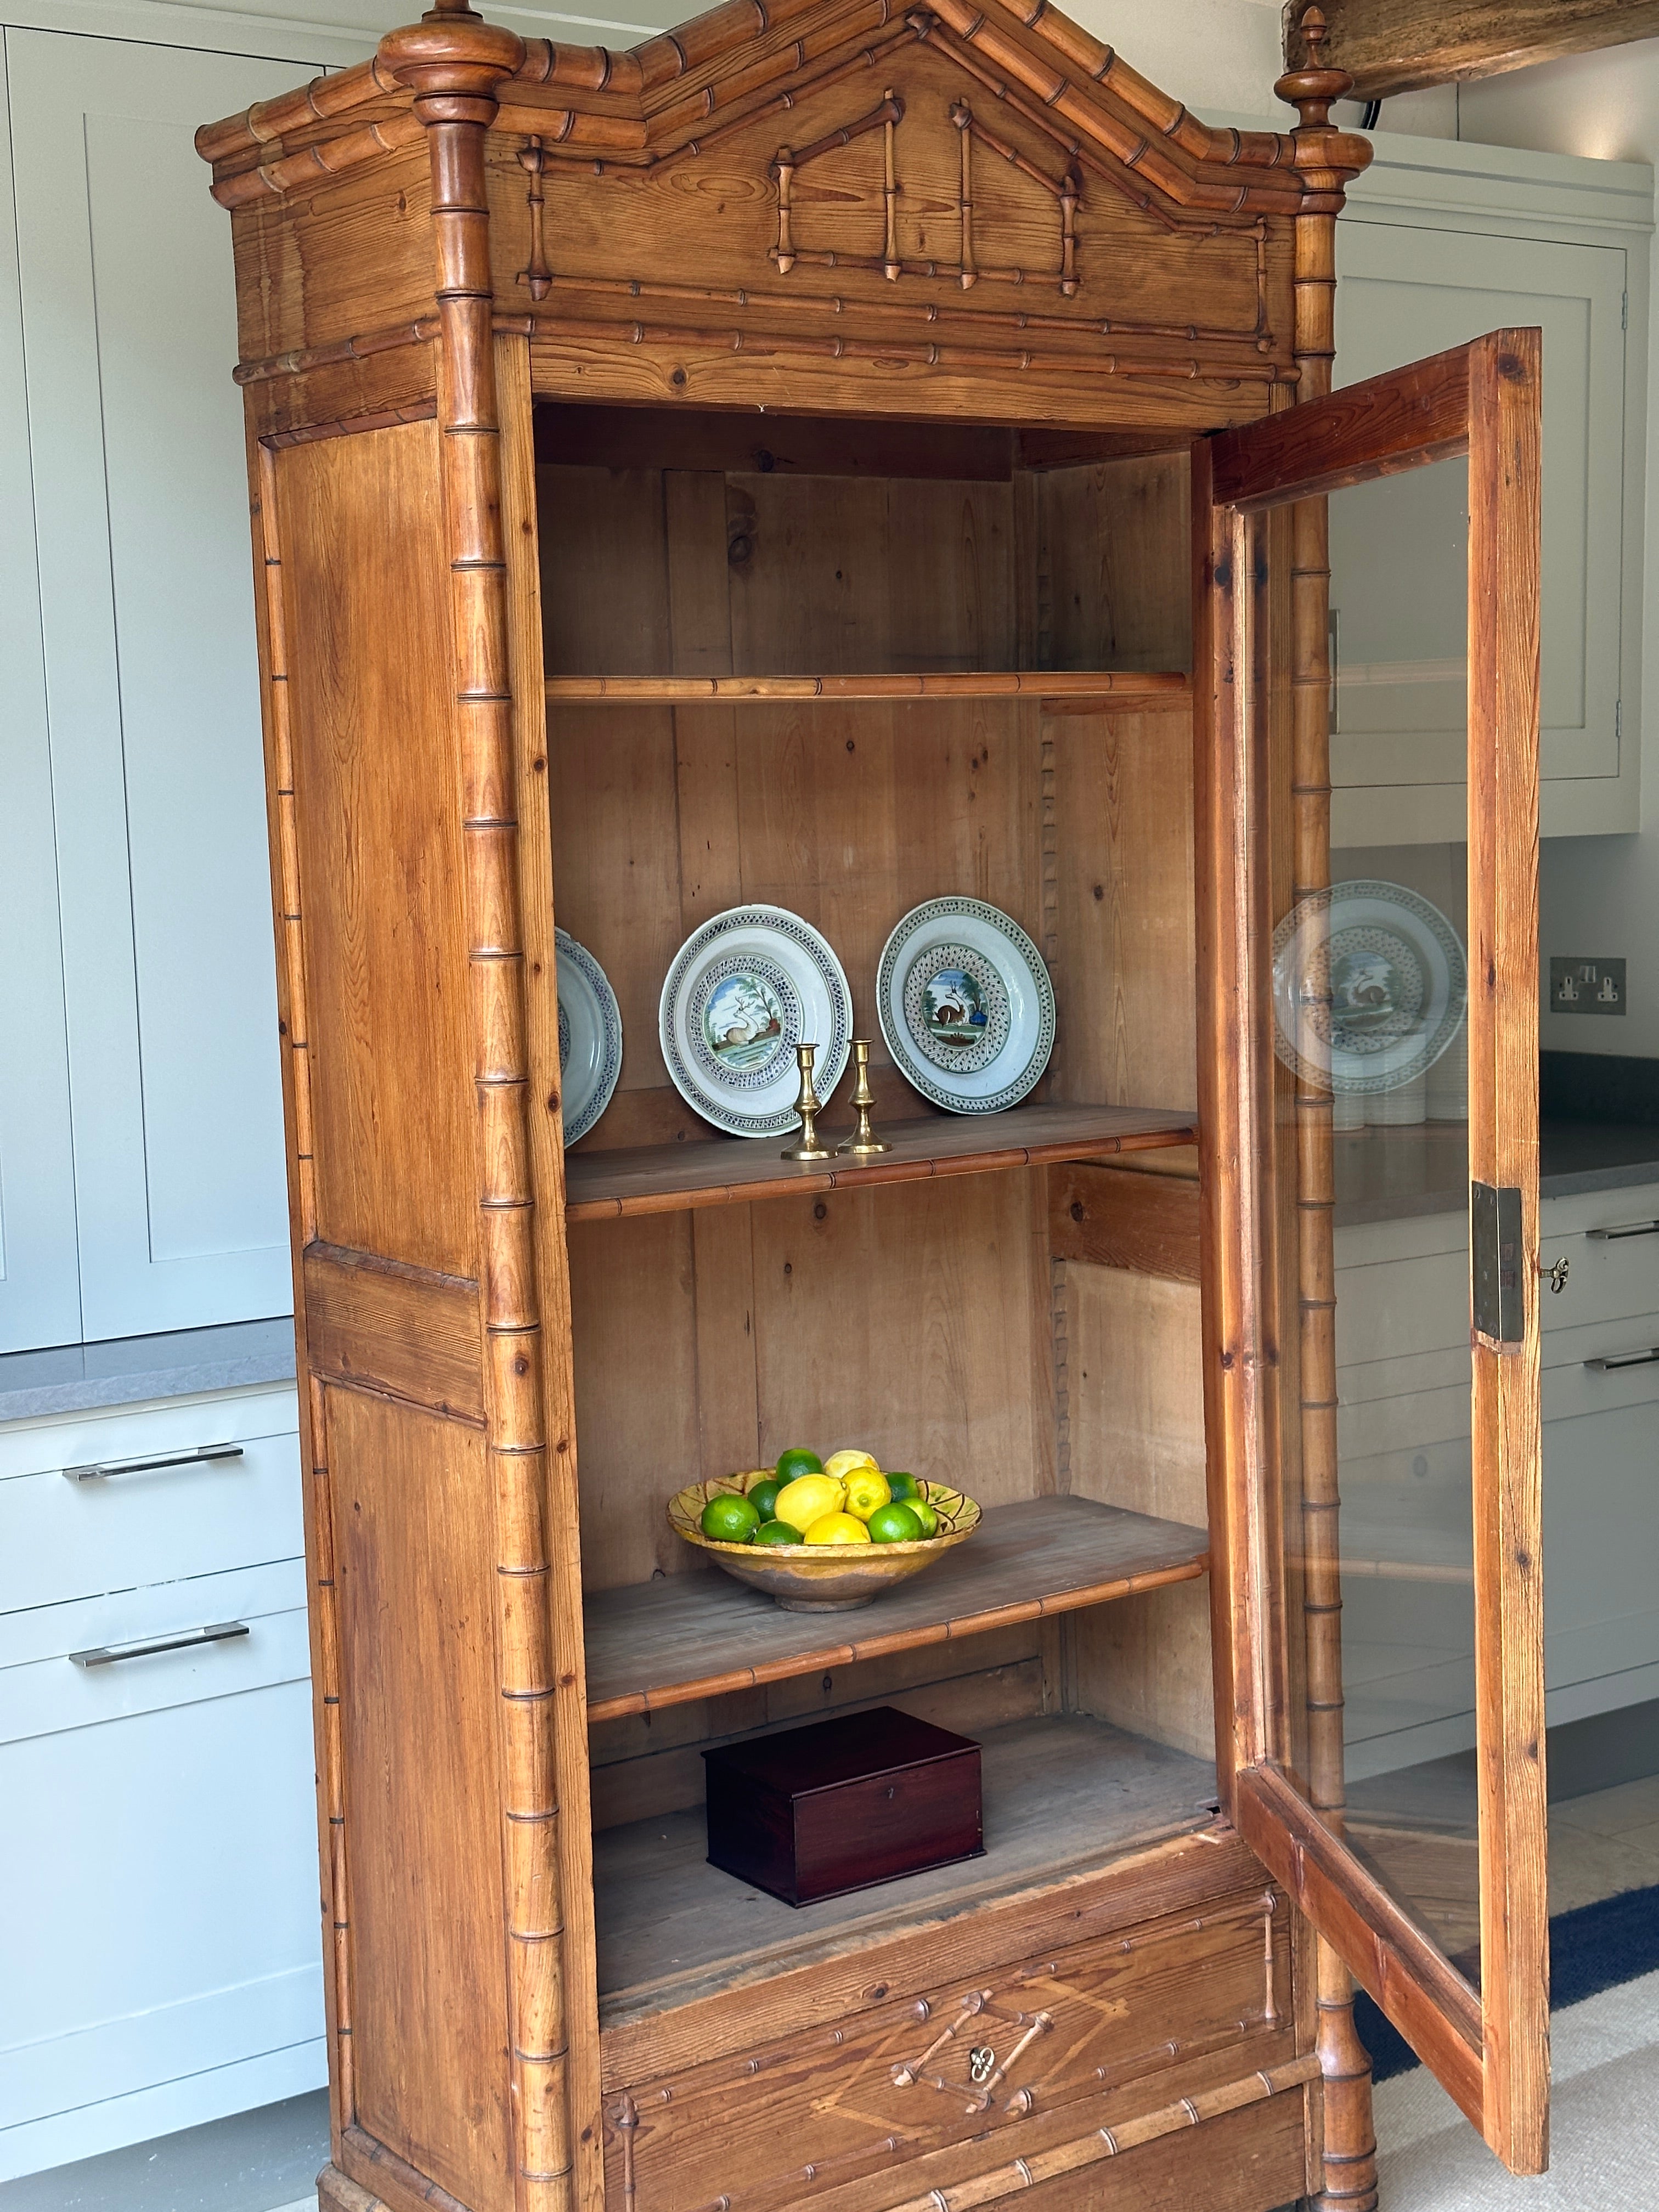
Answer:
[17, 1775, 1659, 2212]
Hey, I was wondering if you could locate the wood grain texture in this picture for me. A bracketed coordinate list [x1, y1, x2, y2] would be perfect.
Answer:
[565, 1105, 1196, 1221]
[605, 1877, 1292, 2211]
[326, 1385, 513, 2209]
[583, 1494, 1207, 1720]
[1048, 1163, 1201, 1282]
[276, 421, 477, 1279]
[498, 334, 606, 2208]
[1285, 0, 1659, 100]
[1210, 341, 1473, 512]
[1466, 325, 1547, 2174]
[1236, 1765, 1483, 2128]
[303, 1242, 483, 1423]
[546, 671, 1188, 702]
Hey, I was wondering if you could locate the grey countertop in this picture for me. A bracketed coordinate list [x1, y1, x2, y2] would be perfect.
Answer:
[0, 1317, 297, 1426]
[1334, 1120, 1659, 1229]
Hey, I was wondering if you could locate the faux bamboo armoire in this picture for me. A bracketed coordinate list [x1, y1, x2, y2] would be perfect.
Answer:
[197, 0, 1551, 2205]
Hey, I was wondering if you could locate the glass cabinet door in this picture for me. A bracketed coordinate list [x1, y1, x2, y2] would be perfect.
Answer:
[1193, 332, 1548, 2173]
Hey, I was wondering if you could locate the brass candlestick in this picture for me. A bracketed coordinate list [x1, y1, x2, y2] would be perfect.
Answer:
[837, 1039, 890, 1156]
[780, 1041, 831, 1160]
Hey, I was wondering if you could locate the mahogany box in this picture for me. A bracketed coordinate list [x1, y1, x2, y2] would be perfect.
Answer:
[703, 1706, 984, 1907]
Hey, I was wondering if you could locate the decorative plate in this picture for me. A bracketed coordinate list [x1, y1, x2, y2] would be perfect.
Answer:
[877, 898, 1055, 1114]
[659, 905, 853, 1138]
[1271, 880, 1467, 1096]
[668, 1476, 980, 1612]
[556, 927, 623, 1146]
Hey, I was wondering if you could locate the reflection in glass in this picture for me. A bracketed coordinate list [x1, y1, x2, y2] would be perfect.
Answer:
[1278, 461, 1482, 1991]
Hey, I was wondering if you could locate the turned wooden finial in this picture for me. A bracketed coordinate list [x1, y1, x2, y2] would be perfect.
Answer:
[1275, 2, 1352, 128]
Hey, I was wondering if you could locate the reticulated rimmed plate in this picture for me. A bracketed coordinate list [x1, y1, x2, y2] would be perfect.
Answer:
[1271, 880, 1467, 1097]
[668, 1475, 980, 1611]
[659, 905, 853, 1139]
[556, 927, 623, 1146]
[877, 897, 1055, 1115]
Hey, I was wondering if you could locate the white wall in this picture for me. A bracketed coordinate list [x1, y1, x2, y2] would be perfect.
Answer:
[1457, 43, 1659, 1059]
[17, 0, 1285, 106]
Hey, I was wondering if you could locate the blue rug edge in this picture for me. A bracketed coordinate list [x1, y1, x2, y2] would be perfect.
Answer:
[1356, 1876, 1659, 2084]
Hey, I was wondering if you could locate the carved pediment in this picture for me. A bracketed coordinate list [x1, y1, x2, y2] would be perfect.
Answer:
[773, 85, 1081, 295]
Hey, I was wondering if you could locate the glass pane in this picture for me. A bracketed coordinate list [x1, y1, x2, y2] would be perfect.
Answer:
[1272, 458, 1480, 1993]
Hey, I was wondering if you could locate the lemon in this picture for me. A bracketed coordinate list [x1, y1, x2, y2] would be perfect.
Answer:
[774, 1472, 844, 1531]
[844, 1468, 891, 1522]
[823, 1448, 878, 1485]
[803, 1511, 871, 1545]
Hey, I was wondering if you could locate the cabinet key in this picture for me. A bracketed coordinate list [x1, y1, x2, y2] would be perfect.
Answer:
[1541, 1256, 1571, 1295]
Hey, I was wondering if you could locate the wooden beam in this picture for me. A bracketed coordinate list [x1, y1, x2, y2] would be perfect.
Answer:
[1285, 0, 1659, 103]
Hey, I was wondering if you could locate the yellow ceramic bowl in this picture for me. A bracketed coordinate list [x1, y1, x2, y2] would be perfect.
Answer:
[668, 1476, 980, 1612]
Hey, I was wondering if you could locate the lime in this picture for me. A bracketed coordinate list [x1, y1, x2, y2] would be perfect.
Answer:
[775, 1472, 843, 1531]
[752, 1519, 805, 1545]
[845, 1469, 891, 1522]
[867, 1501, 923, 1544]
[885, 1471, 919, 1501]
[907, 1498, 939, 1538]
[700, 1493, 761, 1544]
[775, 1447, 823, 1483]
[747, 1478, 782, 1522]
[803, 1510, 871, 1545]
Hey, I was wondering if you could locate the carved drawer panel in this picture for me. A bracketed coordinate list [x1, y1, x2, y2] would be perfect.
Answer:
[603, 1884, 1295, 2212]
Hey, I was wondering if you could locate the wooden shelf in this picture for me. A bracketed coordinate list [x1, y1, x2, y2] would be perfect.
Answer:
[583, 1495, 1209, 1723]
[565, 1102, 1196, 1223]
[545, 670, 1190, 704]
[594, 1712, 1216, 2022]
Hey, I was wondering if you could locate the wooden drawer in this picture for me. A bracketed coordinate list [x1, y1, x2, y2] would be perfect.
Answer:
[601, 1854, 1296, 2212]
[0, 1387, 301, 1613]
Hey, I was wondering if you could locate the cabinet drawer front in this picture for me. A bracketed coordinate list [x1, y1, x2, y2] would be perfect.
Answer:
[1542, 1220, 1659, 1335]
[603, 1887, 1292, 2212]
[0, 1558, 307, 1730]
[0, 1666, 322, 2145]
[0, 1400, 301, 1612]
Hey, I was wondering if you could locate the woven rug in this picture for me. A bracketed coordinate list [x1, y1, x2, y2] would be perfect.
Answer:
[1359, 1882, 1659, 2208]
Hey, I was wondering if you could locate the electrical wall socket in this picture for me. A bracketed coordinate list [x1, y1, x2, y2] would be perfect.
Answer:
[1550, 956, 1627, 1015]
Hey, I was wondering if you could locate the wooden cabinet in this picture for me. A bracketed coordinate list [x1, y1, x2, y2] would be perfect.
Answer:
[0, 31, 301, 1351]
[0, 1387, 324, 2181]
[192, 4, 1553, 2207]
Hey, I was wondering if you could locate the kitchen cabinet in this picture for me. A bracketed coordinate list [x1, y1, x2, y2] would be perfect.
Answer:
[0, 29, 304, 1351]
[0, 1384, 323, 2181]
[1332, 133, 1650, 843]
[1336, 1179, 1659, 1778]
[193, 2, 1554, 2201]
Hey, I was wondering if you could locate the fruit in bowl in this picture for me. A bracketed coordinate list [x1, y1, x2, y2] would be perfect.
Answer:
[669, 1447, 980, 1612]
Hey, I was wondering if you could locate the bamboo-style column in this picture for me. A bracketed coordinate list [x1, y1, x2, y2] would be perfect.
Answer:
[382, 7, 575, 2207]
[1275, 13, 1376, 2210]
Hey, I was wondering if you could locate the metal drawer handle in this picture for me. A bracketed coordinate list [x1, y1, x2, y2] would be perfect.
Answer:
[62, 1443, 244, 1483]
[69, 1621, 250, 1668]
[1585, 1220, 1659, 1242]
[1584, 1347, 1659, 1373]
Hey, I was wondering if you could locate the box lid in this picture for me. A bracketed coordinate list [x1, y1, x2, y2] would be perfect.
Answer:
[702, 1706, 979, 1798]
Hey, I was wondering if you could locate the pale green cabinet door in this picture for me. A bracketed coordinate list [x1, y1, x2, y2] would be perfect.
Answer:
[8, 31, 303, 1343]
[1334, 221, 1629, 843]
